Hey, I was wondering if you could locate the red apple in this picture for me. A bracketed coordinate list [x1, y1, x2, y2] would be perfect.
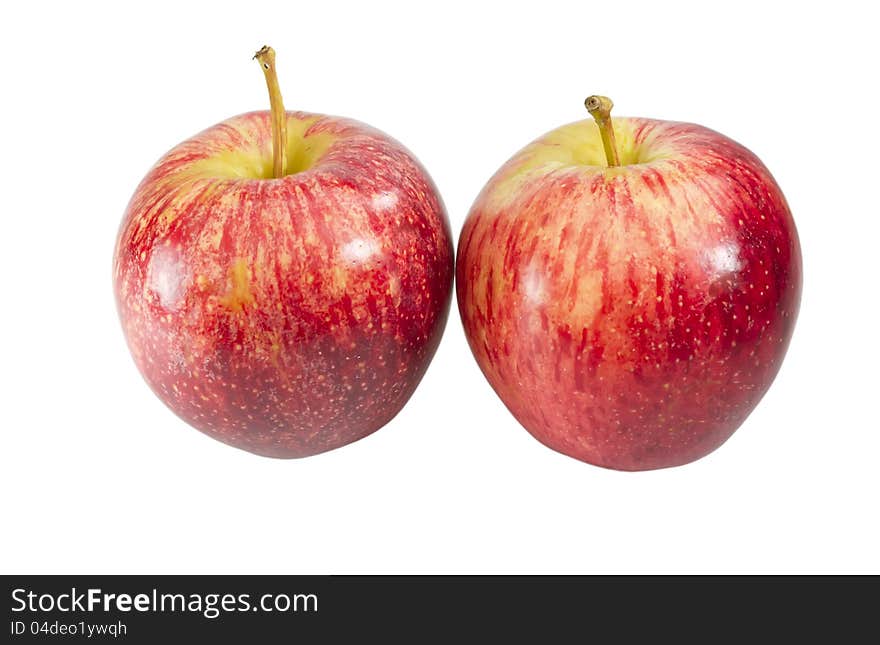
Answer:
[114, 48, 453, 457]
[457, 96, 801, 470]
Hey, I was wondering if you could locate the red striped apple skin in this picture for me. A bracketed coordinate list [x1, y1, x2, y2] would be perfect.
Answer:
[457, 118, 801, 470]
[114, 111, 453, 457]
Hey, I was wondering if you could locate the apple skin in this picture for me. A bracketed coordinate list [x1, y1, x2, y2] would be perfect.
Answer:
[114, 111, 453, 458]
[457, 117, 801, 470]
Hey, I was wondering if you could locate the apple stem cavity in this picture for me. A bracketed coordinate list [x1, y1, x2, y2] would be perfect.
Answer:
[585, 95, 620, 168]
[254, 46, 287, 178]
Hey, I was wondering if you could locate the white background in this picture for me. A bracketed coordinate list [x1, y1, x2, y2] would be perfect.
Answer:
[2, 0, 878, 574]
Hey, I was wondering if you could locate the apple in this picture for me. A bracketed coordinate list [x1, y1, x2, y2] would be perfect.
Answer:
[114, 47, 453, 457]
[457, 96, 801, 470]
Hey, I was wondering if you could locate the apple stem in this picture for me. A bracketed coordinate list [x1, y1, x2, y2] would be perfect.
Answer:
[254, 46, 287, 178]
[585, 95, 620, 167]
